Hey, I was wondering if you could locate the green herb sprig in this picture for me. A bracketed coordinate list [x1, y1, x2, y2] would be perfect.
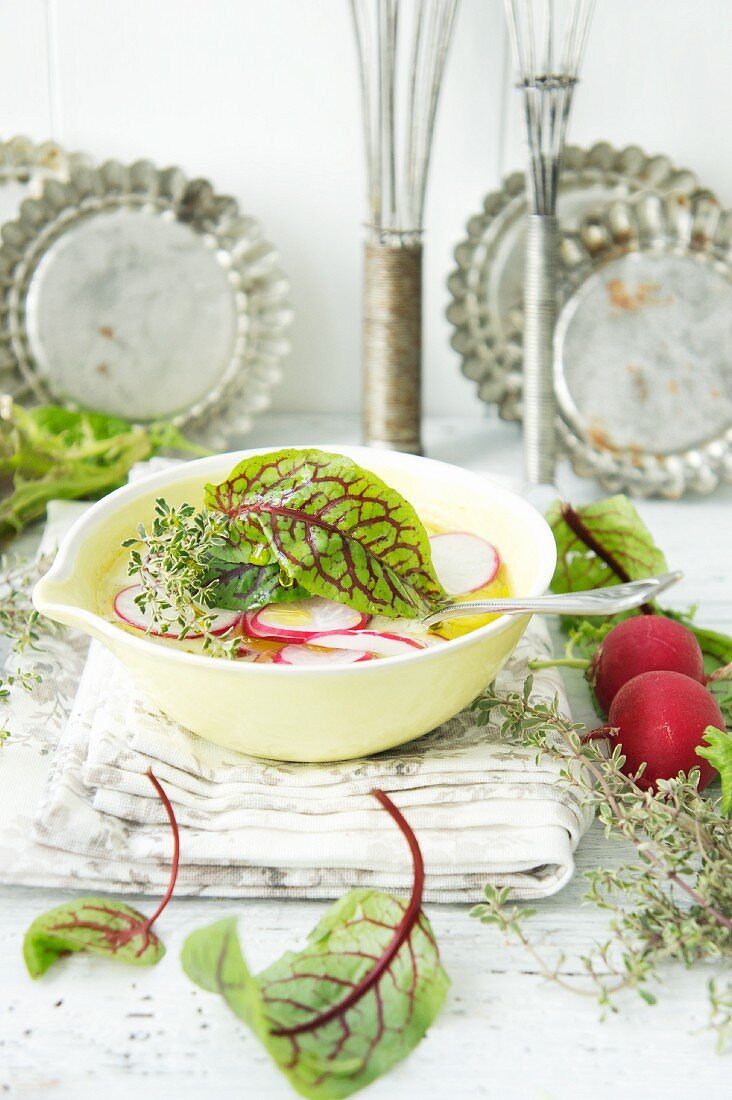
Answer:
[470, 680, 732, 1048]
[124, 500, 240, 657]
[0, 552, 59, 742]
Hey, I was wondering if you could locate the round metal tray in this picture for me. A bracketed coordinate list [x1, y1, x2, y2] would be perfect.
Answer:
[0, 137, 93, 405]
[447, 142, 697, 421]
[0, 158, 292, 445]
[555, 190, 732, 498]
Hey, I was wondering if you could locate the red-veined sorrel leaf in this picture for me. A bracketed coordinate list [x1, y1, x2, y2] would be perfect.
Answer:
[181, 789, 449, 1099]
[547, 495, 667, 596]
[23, 770, 179, 979]
[204, 449, 446, 619]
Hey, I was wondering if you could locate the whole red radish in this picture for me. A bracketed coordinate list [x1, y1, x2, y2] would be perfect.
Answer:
[589, 616, 705, 714]
[607, 670, 723, 791]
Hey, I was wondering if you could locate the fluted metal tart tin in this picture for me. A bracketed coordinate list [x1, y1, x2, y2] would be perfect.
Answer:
[0, 158, 292, 446]
[554, 190, 732, 498]
[447, 142, 697, 422]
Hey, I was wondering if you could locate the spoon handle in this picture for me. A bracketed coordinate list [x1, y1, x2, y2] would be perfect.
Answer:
[422, 572, 683, 627]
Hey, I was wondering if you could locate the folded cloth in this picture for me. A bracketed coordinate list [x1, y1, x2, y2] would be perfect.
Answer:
[0, 496, 592, 903]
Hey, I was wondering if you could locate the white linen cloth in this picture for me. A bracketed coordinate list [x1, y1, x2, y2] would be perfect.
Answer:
[0, 495, 593, 903]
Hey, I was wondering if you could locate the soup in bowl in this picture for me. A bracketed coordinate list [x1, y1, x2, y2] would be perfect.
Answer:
[33, 446, 556, 762]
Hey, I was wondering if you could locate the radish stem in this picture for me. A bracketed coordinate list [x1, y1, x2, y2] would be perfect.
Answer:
[528, 657, 589, 671]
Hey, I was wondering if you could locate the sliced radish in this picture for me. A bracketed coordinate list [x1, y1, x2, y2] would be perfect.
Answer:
[113, 584, 240, 639]
[274, 644, 373, 666]
[308, 629, 427, 658]
[245, 596, 369, 642]
[429, 532, 500, 595]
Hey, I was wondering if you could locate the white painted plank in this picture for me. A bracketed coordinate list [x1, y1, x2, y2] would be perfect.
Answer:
[0, 0, 52, 139]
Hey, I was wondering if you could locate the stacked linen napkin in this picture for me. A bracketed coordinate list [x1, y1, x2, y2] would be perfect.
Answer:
[0, 498, 593, 903]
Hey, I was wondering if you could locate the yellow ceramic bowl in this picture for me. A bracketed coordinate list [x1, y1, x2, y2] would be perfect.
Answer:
[33, 446, 556, 762]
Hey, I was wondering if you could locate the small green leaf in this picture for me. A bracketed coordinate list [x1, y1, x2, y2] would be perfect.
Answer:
[23, 898, 165, 979]
[203, 554, 309, 614]
[697, 727, 732, 815]
[547, 495, 667, 596]
[205, 449, 446, 619]
[22, 771, 178, 980]
[182, 892, 448, 1099]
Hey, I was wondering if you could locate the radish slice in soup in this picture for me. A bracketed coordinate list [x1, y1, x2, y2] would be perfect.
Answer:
[429, 532, 500, 595]
[113, 584, 240, 638]
[245, 597, 369, 641]
[309, 630, 427, 658]
[274, 644, 372, 666]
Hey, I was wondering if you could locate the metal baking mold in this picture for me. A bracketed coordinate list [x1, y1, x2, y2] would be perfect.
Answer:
[447, 142, 697, 421]
[554, 189, 732, 498]
[0, 158, 292, 446]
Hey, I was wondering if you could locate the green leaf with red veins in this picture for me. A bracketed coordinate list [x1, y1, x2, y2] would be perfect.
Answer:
[183, 893, 447, 1100]
[181, 791, 449, 1099]
[204, 449, 446, 619]
[546, 495, 667, 595]
[23, 898, 165, 978]
[22, 770, 179, 979]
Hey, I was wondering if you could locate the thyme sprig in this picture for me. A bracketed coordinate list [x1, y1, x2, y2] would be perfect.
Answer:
[123, 499, 239, 658]
[470, 681, 732, 1048]
[0, 553, 59, 742]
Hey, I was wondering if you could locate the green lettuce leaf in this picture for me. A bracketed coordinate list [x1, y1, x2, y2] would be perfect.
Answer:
[182, 892, 448, 1099]
[697, 727, 732, 815]
[547, 495, 667, 595]
[23, 898, 165, 978]
[205, 449, 446, 619]
[0, 401, 206, 540]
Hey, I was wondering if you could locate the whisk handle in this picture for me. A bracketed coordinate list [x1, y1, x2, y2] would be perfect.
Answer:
[523, 214, 558, 484]
[362, 241, 423, 454]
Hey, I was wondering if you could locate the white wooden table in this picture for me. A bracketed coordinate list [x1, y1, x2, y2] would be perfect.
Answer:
[2, 414, 730, 1100]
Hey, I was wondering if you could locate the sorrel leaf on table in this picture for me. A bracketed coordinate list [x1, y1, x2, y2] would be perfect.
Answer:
[697, 727, 732, 816]
[23, 771, 179, 978]
[205, 449, 446, 619]
[181, 790, 449, 1099]
[23, 898, 166, 978]
[546, 495, 667, 595]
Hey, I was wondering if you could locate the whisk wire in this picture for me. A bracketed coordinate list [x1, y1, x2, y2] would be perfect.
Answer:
[351, 0, 458, 242]
[505, 0, 593, 216]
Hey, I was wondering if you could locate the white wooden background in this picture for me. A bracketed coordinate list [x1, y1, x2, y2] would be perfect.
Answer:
[3, 0, 732, 420]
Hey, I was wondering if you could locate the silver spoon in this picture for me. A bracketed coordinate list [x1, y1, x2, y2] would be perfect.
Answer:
[422, 571, 683, 628]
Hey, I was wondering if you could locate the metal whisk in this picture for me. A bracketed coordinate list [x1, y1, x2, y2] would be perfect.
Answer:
[350, 0, 459, 455]
[503, 0, 595, 484]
